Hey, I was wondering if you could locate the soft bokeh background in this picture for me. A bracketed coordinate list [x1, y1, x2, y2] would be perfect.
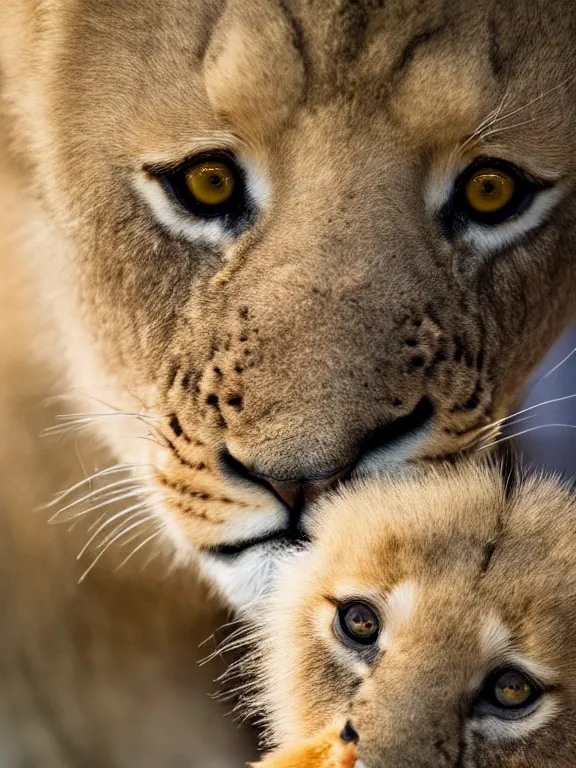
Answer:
[516, 324, 576, 477]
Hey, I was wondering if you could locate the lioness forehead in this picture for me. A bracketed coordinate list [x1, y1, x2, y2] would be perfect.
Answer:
[62, 0, 575, 166]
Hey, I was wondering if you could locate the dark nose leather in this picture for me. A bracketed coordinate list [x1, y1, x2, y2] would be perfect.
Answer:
[340, 721, 360, 745]
[268, 467, 350, 510]
[224, 398, 434, 511]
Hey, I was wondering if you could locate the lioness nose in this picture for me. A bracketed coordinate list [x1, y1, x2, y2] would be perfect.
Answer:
[223, 397, 434, 510]
[267, 466, 350, 510]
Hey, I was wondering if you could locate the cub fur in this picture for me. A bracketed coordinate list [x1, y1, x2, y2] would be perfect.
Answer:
[245, 460, 576, 767]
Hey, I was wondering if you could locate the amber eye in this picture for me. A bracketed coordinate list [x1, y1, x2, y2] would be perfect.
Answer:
[185, 161, 236, 206]
[336, 601, 380, 648]
[475, 667, 544, 719]
[158, 153, 246, 219]
[449, 159, 537, 228]
[465, 169, 515, 214]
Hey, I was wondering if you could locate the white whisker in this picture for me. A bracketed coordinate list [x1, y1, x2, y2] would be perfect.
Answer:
[479, 117, 537, 141]
[45, 463, 148, 507]
[481, 423, 576, 450]
[96, 510, 154, 550]
[76, 502, 150, 560]
[199, 617, 246, 649]
[479, 76, 576, 133]
[78, 517, 154, 584]
[50, 486, 147, 525]
[55, 410, 160, 423]
[477, 393, 576, 436]
[459, 90, 511, 154]
[84, 492, 147, 533]
[533, 344, 576, 390]
[115, 528, 163, 572]
[49, 475, 152, 517]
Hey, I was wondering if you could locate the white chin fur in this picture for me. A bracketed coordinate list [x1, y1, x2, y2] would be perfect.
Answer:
[200, 540, 301, 610]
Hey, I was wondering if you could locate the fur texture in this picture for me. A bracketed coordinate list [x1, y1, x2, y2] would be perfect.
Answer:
[0, 101, 256, 766]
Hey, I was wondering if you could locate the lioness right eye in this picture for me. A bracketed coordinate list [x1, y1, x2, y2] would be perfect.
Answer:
[449, 158, 540, 227]
[334, 601, 380, 649]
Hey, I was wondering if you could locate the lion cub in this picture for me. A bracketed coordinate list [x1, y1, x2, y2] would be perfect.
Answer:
[245, 460, 576, 767]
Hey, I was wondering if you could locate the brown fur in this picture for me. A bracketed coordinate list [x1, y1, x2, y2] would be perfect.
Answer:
[247, 460, 576, 766]
[1, 0, 576, 558]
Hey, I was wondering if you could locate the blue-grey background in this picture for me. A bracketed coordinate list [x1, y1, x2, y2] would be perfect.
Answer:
[516, 324, 576, 476]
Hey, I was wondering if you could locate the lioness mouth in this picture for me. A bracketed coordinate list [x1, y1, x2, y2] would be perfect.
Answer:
[209, 529, 310, 558]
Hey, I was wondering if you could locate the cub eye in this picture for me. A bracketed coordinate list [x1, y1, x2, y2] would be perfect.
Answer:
[159, 154, 245, 219]
[451, 159, 537, 226]
[493, 669, 536, 708]
[478, 667, 543, 718]
[335, 601, 380, 648]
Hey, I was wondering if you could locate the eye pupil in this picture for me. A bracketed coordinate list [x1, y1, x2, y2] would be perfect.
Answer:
[337, 601, 380, 647]
[184, 160, 237, 208]
[492, 669, 535, 708]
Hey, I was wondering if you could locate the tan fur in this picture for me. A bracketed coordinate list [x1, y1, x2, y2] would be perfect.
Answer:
[0, 106, 256, 764]
[2, 2, 576, 760]
[1, 0, 576, 561]
[248, 460, 576, 766]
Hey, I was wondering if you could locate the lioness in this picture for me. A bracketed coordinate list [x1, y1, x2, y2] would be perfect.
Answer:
[1, 0, 576, 606]
[245, 459, 576, 767]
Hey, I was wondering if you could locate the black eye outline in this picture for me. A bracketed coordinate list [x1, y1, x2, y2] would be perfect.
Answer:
[333, 600, 381, 651]
[445, 157, 546, 230]
[153, 151, 248, 220]
[474, 667, 545, 720]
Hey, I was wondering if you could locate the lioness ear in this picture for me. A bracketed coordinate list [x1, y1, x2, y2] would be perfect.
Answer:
[203, 0, 304, 140]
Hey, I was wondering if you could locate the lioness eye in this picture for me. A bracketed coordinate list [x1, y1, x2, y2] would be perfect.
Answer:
[477, 667, 543, 718]
[186, 161, 236, 206]
[159, 154, 245, 218]
[452, 159, 538, 226]
[335, 601, 380, 648]
[465, 169, 515, 214]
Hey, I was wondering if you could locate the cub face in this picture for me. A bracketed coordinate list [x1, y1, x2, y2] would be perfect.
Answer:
[248, 462, 576, 767]
[3, 0, 576, 602]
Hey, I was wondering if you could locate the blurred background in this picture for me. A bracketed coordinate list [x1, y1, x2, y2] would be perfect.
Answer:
[516, 323, 576, 477]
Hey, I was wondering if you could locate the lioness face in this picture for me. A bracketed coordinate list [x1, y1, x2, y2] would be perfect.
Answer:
[5, 0, 576, 602]
[249, 463, 576, 767]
